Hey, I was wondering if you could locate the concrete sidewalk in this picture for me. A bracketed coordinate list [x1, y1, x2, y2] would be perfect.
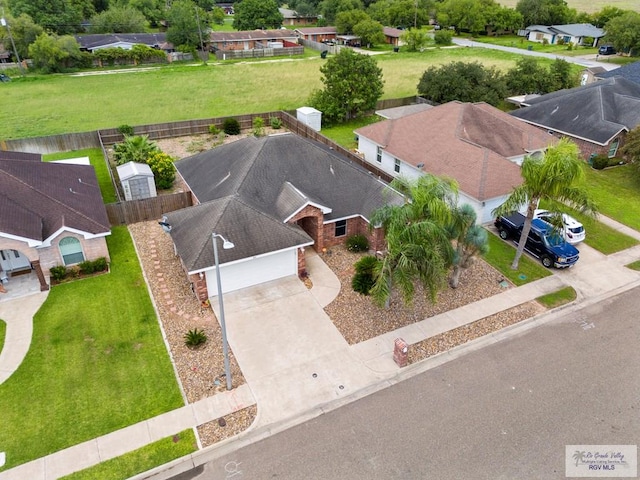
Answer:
[1, 217, 639, 479]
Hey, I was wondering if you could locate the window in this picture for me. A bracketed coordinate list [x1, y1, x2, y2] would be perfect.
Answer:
[394, 159, 401, 173]
[376, 146, 382, 163]
[608, 139, 619, 158]
[59, 237, 85, 265]
[334, 220, 347, 237]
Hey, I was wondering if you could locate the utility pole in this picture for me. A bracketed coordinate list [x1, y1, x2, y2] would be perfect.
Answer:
[1, 7, 25, 76]
[195, 6, 207, 64]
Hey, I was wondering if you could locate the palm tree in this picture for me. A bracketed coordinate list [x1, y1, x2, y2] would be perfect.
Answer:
[369, 174, 458, 308]
[113, 134, 159, 165]
[492, 138, 598, 270]
[573, 450, 586, 467]
[448, 204, 489, 289]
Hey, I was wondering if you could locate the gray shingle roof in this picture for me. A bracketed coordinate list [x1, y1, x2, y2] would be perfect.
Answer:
[526, 23, 604, 38]
[75, 33, 168, 50]
[175, 133, 401, 222]
[165, 196, 313, 272]
[0, 156, 110, 242]
[597, 61, 640, 85]
[510, 77, 640, 145]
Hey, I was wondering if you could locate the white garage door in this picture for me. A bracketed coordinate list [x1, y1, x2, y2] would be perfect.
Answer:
[205, 249, 297, 296]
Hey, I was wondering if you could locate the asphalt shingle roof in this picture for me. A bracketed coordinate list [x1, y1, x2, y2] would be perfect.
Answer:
[510, 77, 640, 145]
[75, 33, 168, 50]
[355, 102, 554, 201]
[0, 156, 110, 242]
[598, 61, 640, 85]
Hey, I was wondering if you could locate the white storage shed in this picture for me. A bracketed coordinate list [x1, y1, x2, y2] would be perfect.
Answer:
[296, 106, 322, 132]
[116, 162, 157, 201]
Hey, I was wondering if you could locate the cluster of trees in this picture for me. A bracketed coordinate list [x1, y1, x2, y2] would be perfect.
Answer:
[418, 57, 577, 107]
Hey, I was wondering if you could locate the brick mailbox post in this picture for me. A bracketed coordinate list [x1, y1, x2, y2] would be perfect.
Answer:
[393, 338, 409, 367]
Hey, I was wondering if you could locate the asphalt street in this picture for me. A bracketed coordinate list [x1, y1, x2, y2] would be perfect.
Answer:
[168, 286, 640, 480]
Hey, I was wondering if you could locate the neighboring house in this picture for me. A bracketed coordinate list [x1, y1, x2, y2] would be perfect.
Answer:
[75, 33, 173, 52]
[0, 151, 111, 292]
[216, 2, 234, 15]
[580, 65, 607, 85]
[209, 29, 299, 51]
[375, 103, 433, 120]
[383, 27, 404, 46]
[294, 26, 338, 43]
[279, 7, 317, 26]
[597, 61, 640, 85]
[165, 133, 403, 299]
[524, 23, 604, 46]
[354, 101, 556, 224]
[510, 76, 640, 159]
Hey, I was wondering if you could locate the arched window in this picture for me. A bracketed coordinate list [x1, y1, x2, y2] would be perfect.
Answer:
[59, 237, 85, 265]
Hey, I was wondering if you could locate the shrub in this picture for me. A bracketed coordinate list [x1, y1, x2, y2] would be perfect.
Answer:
[118, 124, 134, 136]
[147, 152, 176, 189]
[223, 117, 241, 135]
[113, 135, 159, 165]
[252, 117, 265, 137]
[50, 265, 67, 282]
[351, 255, 379, 295]
[270, 117, 283, 129]
[542, 38, 549, 45]
[93, 257, 108, 272]
[557, 37, 565, 45]
[346, 234, 369, 252]
[184, 328, 207, 347]
[78, 260, 96, 275]
[434, 30, 453, 46]
[591, 154, 609, 170]
[209, 124, 220, 135]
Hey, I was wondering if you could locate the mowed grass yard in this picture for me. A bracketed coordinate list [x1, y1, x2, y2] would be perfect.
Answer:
[0, 227, 184, 471]
[2, 47, 543, 139]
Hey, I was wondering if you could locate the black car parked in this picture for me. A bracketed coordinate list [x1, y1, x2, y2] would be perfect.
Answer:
[598, 45, 616, 55]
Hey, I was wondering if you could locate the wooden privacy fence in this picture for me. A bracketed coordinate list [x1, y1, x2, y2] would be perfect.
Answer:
[1, 131, 99, 154]
[214, 46, 304, 60]
[106, 191, 192, 225]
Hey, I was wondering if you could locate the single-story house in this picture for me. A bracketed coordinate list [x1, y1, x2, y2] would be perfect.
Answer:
[216, 2, 234, 15]
[383, 27, 404, 46]
[75, 33, 173, 52]
[294, 26, 338, 43]
[279, 7, 317, 26]
[0, 151, 111, 292]
[524, 23, 604, 46]
[510, 76, 640, 159]
[596, 61, 640, 85]
[209, 29, 299, 51]
[354, 101, 556, 224]
[165, 133, 403, 299]
[580, 66, 607, 85]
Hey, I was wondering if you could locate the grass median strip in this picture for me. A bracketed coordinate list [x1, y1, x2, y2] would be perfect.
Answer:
[59, 429, 197, 480]
[536, 287, 577, 308]
[483, 232, 552, 286]
[0, 226, 184, 471]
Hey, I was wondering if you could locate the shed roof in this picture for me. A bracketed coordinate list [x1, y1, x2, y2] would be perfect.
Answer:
[116, 161, 154, 181]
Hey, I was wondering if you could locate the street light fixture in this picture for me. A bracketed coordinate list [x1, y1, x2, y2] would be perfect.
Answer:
[0, 9, 25, 77]
[212, 232, 234, 391]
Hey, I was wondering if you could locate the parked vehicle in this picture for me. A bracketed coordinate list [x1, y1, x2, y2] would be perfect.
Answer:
[494, 212, 580, 268]
[598, 45, 616, 55]
[534, 209, 585, 245]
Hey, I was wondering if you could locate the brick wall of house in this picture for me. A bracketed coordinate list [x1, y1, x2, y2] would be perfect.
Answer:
[288, 205, 323, 251]
[322, 216, 384, 251]
[548, 132, 626, 160]
[38, 233, 110, 272]
[189, 272, 209, 302]
[0, 239, 39, 262]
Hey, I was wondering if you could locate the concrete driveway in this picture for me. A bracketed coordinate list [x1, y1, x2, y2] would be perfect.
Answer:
[213, 275, 383, 426]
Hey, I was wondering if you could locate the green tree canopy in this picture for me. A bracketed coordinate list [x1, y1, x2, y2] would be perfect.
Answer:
[448, 203, 489, 288]
[493, 139, 597, 269]
[436, 0, 491, 34]
[129, 0, 166, 27]
[166, 0, 210, 49]
[233, 0, 283, 30]
[353, 18, 385, 47]
[335, 9, 369, 34]
[369, 175, 458, 308]
[308, 48, 384, 124]
[400, 28, 428, 51]
[417, 61, 507, 106]
[621, 126, 640, 183]
[604, 11, 640, 56]
[90, 6, 147, 33]
[319, 0, 363, 24]
[0, 13, 43, 60]
[505, 57, 552, 95]
[8, 0, 90, 34]
[515, 0, 576, 27]
[28, 32, 85, 72]
[591, 6, 626, 28]
[211, 6, 226, 25]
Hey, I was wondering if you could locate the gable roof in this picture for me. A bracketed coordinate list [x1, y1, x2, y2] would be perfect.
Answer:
[510, 76, 640, 145]
[75, 33, 169, 51]
[209, 29, 297, 43]
[175, 133, 402, 222]
[0, 155, 110, 243]
[526, 23, 604, 38]
[279, 7, 316, 19]
[383, 27, 404, 38]
[355, 102, 554, 201]
[166, 196, 313, 272]
[597, 61, 640, 85]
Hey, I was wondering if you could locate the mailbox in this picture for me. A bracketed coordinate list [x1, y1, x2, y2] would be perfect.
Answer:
[393, 338, 409, 367]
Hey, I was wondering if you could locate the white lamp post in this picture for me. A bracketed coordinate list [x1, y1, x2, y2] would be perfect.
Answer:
[212, 233, 234, 391]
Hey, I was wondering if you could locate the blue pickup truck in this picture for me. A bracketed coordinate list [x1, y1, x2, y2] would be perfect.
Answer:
[494, 212, 580, 268]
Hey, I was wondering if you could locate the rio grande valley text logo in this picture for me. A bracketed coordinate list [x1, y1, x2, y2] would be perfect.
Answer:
[566, 445, 637, 477]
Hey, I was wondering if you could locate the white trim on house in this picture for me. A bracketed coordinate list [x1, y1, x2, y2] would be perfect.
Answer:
[0, 232, 42, 248]
[40, 227, 111, 248]
[283, 200, 332, 223]
[322, 214, 367, 225]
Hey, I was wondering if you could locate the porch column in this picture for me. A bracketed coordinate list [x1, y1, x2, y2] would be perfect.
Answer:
[32, 260, 50, 291]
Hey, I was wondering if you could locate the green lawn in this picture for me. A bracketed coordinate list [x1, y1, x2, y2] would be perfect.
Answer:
[483, 231, 552, 286]
[322, 115, 382, 150]
[1, 47, 536, 139]
[60, 429, 197, 480]
[469, 34, 597, 56]
[0, 319, 5, 358]
[0, 226, 184, 471]
[44, 148, 118, 203]
[498, 0, 638, 14]
[626, 260, 640, 271]
[536, 286, 577, 308]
